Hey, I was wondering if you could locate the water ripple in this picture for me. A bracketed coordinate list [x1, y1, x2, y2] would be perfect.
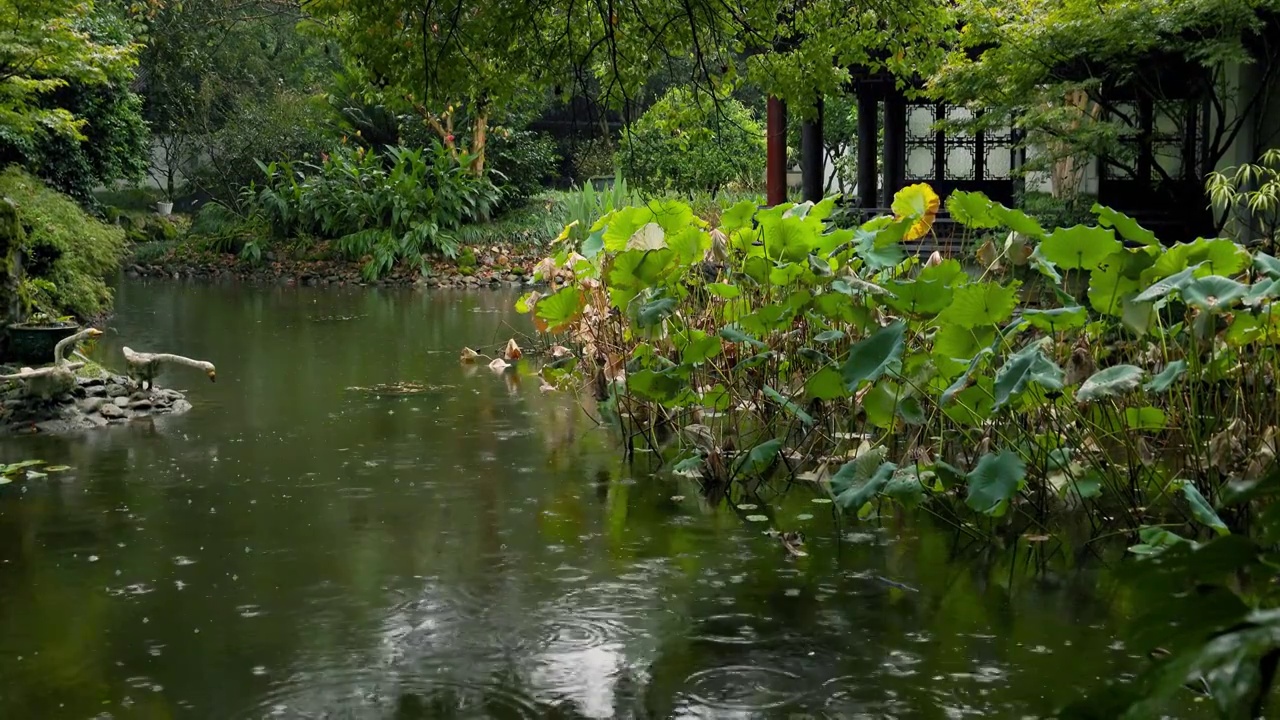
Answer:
[234, 667, 545, 719]
[537, 613, 631, 653]
[689, 612, 775, 646]
[680, 665, 806, 712]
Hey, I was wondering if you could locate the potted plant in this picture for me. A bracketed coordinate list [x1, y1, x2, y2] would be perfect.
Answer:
[155, 194, 174, 217]
[5, 278, 79, 364]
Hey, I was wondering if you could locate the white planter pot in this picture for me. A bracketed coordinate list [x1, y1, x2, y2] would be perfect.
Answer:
[156, 201, 174, 217]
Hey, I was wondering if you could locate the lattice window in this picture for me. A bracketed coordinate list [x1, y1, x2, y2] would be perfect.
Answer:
[904, 103, 1015, 183]
[983, 125, 1016, 180]
[1102, 99, 1199, 182]
[905, 104, 937, 181]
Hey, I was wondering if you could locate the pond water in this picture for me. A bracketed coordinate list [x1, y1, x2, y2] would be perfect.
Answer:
[0, 280, 1201, 719]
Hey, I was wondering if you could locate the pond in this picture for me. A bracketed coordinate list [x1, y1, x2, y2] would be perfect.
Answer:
[0, 280, 1202, 719]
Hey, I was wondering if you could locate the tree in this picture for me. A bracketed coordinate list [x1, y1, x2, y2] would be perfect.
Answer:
[0, 0, 138, 139]
[301, 0, 951, 174]
[620, 86, 765, 193]
[1, 77, 149, 202]
[0, 1, 145, 200]
[135, 0, 332, 200]
[303, 0, 556, 174]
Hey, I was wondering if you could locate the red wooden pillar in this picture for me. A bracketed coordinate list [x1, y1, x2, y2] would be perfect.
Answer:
[766, 96, 787, 207]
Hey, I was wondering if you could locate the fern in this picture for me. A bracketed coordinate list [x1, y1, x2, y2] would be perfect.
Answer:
[190, 202, 246, 236]
[239, 239, 263, 265]
[336, 228, 390, 260]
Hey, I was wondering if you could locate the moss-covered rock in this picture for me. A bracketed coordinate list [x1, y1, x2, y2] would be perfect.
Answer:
[456, 246, 478, 271]
[0, 167, 126, 320]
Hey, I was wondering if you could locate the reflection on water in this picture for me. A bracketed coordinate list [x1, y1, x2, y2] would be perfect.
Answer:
[0, 280, 1200, 718]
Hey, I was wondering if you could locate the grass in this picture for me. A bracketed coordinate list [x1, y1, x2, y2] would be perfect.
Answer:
[454, 194, 572, 248]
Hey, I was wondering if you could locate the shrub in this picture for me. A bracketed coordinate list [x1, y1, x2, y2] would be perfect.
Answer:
[0, 81, 149, 206]
[568, 136, 616, 181]
[618, 88, 766, 194]
[191, 91, 334, 207]
[250, 143, 502, 279]
[489, 129, 561, 204]
[0, 167, 126, 320]
[1015, 190, 1098, 229]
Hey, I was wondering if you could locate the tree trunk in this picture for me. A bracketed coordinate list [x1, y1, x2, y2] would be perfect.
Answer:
[470, 112, 488, 175]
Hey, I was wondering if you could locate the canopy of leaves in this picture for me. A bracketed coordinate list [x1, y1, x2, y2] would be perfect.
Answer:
[931, 0, 1280, 182]
[619, 87, 765, 193]
[0, 0, 139, 139]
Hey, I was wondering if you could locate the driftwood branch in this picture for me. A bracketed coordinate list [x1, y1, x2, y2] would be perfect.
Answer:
[0, 362, 85, 382]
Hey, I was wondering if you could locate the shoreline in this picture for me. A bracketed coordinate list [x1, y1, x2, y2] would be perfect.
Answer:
[122, 252, 544, 290]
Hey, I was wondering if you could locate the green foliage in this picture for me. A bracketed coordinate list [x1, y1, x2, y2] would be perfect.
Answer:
[560, 172, 640, 247]
[191, 91, 334, 207]
[489, 129, 561, 204]
[568, 137, 616, 181]
[1067, 469, 1280, 718]
[0, 1, 147, 203]
[1207, 147, 1280, 247]
[0, 167, 125, 320]
[965, 451, 1026, 516]
[0, 79, 148, 204]
[452, 194, 571, 248]
[249, 144, 501, 279]
[514, 184, 1280, 717]
[1015, 191, 1098, 230]
[137, 0, 333, 200]
[0, 0, 139, 139]
[305, 0, 546, 174]
[619, 87, 765, 194]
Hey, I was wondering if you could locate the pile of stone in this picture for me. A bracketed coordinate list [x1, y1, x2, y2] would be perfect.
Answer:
[0, 373, 192, 434]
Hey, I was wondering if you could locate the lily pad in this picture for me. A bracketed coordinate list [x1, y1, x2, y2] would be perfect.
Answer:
[745, 514, 770, 523]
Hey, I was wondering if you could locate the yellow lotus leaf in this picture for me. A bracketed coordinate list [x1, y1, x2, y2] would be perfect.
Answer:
[891, 183, 940, 242]
[553, 220, 579, 244]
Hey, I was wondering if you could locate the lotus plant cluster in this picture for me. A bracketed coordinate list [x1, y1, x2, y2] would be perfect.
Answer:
[513, 183, 1280, 543]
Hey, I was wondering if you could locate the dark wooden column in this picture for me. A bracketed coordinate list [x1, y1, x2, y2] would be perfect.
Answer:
[881, 94, 906, 206]
[800, 98, 825, 203]
[1137, 97, 1154, 183]
[857, 92, 878, 208]
[766, 97, 788, 206]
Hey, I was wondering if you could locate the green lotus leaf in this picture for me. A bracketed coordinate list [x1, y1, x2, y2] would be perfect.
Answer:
[1092, 203, 1159, 245]
[939, 281, 1020, 329]
[966, 450, 1026, 516]
[842, 321, 906, 391]
[1040, 225, 1121, 271]
[1076, 365, 1145, 402]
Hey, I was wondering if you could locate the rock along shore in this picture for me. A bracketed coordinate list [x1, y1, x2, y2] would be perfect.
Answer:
[125, 246, 551, 290]
[0, 373, 192, 434]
